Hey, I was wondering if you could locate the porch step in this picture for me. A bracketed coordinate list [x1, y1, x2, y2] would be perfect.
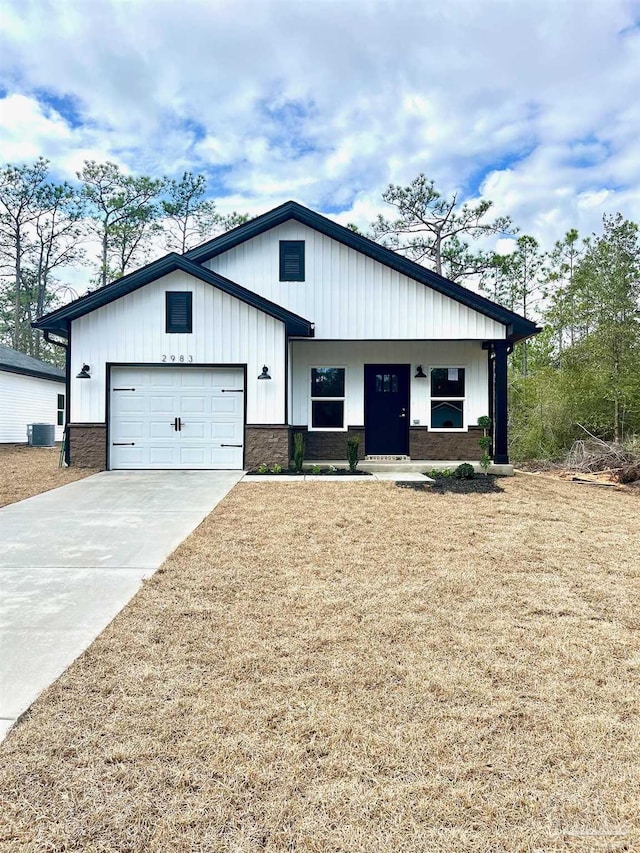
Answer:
[365, 454, 410, 462]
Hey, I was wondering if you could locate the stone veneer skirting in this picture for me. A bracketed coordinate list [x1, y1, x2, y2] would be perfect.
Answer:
[68, 423, 107, 469]
[409, 425, 483, 460]
[244, 425, 290, 470]
[66, 422, 485, 470]
[292, 426, 366, 462]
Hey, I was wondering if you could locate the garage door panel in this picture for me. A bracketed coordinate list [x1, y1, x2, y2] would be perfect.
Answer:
[149, 421, 176, 439]
[110, 367, 245, 470]
[112, 420, 148, 440]
[181, 397, 206, 413]
[150, 396, 176, 413]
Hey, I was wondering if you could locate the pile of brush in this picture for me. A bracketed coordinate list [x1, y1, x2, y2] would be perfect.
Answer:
[566, 432, 640, 484]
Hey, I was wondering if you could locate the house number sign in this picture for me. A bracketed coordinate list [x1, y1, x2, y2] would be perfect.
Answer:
[161, 354, 193, 363]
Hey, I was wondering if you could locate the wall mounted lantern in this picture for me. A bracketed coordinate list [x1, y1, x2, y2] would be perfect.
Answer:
[258, 365, 271, 380]
[76, 364, 91, 379]
[414, 364, 426, 379]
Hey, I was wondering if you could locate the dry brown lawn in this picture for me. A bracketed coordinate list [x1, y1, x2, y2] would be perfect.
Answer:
[0, 444, 98, 507]
[1, 477, 639, 852]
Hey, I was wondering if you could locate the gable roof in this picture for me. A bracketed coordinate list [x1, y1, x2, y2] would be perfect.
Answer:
[0, 343, 65, 383]
[186, 200, 540, 343]
[33, 253, 314, 338]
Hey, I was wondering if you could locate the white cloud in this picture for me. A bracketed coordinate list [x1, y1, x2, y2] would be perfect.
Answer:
[0, 0, 639, 258]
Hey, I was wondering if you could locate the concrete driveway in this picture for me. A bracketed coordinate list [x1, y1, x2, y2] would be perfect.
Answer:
[0, 470, 242, 741]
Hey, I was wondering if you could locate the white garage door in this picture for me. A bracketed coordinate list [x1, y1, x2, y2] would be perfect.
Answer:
[109, 366, 244, 469]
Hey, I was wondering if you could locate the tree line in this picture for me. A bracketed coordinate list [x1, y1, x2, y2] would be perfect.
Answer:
[365, 175, 640, 460]
[0, 159, 246, 360]
[2, 162, 638, 461]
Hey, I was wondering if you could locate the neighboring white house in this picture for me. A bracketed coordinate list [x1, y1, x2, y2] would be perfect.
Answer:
[0, 344, 65, 443]
[33, 201, 539, 470]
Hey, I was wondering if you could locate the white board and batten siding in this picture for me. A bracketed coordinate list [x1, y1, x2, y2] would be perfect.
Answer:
[207, 221, 507, 341]
[0, 370, 65, 443]
[291, 340, 488, 429]
[110, 366, 244, 469]
[70, 270, 286, 427]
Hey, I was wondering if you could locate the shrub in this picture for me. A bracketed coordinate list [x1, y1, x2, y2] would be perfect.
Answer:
[347, 435, 360, 472]
[454, 463, 475, 479]
[480, 452, 491, 475]
[270, 463, 282, 474]
[257, 463, 268, 474]
[427, 467, 453, 479]
[292, 432, 305, 473]
[311, 464, 321, 475]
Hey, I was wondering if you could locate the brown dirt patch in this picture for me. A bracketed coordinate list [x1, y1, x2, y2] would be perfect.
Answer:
[0, 444, 99, 508]
[1, 477, 639, 851]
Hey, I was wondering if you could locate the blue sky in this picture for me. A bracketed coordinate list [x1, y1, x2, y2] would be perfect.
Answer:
[1, 0, 639, 253]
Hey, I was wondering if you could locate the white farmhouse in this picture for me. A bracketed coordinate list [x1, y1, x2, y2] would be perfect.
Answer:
[0, 344, 65, 443]
[33, 202, 539, 471]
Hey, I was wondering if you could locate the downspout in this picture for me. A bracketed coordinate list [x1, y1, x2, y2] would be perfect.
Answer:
[43, 328, 71, 465]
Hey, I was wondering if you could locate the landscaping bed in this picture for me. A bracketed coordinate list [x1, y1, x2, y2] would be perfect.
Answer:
[1, 477, 638, 850]
[0, 444, 98, 508]
[248, 466, 372, 476]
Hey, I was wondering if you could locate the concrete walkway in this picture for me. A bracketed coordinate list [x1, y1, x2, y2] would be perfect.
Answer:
[0, 470, 242, 741]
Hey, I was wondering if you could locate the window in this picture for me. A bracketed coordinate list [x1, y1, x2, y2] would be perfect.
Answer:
[310, 367, 345, 429]
[166, 292, 192, 333]
[279, 240, 305, 281]
[430, 367, 465, 429]
[57, 393, 65, 427]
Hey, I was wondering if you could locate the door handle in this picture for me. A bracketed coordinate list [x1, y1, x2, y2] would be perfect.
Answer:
[399, 408, 407, 419]
[178, 417, 182, 431]
[172, 417, 179, 431]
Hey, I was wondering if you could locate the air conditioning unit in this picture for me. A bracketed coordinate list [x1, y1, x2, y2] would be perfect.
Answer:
[27, 423, 56, 447]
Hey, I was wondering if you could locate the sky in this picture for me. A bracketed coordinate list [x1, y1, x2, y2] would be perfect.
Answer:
[1, 0, 640, 258]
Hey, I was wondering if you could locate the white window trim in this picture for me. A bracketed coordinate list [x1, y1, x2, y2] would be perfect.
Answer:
[308, 366, 347, 431]
[429, 365, 467, 432]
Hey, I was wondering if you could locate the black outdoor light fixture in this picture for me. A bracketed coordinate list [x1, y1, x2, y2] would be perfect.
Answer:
[258, 365, 271, 380]
[414, 364, 426, 378]
[76, 364, 91, 379]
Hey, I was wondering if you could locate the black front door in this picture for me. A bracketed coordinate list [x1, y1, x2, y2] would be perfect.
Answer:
[364, 364, 410, 455]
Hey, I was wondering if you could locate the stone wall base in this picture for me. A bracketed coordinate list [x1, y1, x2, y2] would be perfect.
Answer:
[68, 423, 107, 469]
[292, 426, 365, 462]
[244, 425, 290, 470]
[66, 422, 486, 470]
[409, 425, 483, 460]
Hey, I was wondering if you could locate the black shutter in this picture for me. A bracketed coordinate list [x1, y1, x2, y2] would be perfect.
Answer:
[279, 241, 305, 281]
[166, 292, 193, 333]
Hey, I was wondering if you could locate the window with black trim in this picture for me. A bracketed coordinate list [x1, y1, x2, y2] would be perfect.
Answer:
[280, 240, 305, 281]
[310, 367, 345, 429]
[57, 393, 65, 427]
[166, 291, 193, 333]
[430, 367, 465, 429]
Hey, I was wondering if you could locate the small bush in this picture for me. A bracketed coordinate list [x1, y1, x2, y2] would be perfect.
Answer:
[347, 435, 360, 472]
[477, 415, 492, 430]
[478, 435, 492, 452]
[292, 432, 305, 473]
[311, 464, 321, 475]
[454, 463, 475, 479]
[270, 464, 282, 474]
[427, 467, 453, 479]
[257, 463, 268, 474]
[480, 452, 491, 475]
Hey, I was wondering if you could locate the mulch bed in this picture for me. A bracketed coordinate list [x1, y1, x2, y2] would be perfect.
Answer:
[249, 467, 372, 476]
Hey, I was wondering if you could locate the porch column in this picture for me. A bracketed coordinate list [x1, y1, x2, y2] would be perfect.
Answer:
[493, 340, 509, 465]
